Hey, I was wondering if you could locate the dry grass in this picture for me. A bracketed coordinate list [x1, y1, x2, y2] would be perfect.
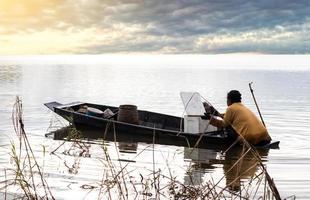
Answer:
[1, 97, 55, 199]
[0, 97, 289, 199]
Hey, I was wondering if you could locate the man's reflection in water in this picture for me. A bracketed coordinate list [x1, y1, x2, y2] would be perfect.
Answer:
[183, 146, 269, 192]
[223, 146, 269, 192]
[183, 148, 218, 185]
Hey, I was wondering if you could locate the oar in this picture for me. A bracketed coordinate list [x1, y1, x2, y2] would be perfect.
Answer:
[249, 82, 266, 127]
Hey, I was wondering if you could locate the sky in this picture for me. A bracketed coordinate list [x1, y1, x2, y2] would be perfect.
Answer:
[0, 0, 310, 55]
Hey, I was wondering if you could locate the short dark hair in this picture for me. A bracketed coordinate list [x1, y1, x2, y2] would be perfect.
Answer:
[227, 90, 242, 103]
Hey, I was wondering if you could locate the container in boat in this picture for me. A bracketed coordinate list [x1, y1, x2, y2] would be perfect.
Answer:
[86, 107, 104, 117]
[117, 104, 139, 124]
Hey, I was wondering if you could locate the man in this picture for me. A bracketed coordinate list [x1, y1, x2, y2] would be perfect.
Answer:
[205, 90, 271, 145]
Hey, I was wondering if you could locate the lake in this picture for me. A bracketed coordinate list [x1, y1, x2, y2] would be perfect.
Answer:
[0, 55, 310, 199]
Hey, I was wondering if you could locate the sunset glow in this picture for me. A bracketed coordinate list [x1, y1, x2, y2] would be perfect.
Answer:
[1, 0, 310, 54]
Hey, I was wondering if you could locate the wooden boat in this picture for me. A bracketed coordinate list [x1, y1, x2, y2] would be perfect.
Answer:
[44, 101, 280, 149]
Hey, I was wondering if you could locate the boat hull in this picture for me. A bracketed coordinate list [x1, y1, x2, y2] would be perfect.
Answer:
[45, 101, 280, 150]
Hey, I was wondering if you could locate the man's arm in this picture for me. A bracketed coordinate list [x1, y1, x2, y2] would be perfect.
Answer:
[209, 116, 225, 127]
[210, 108, 232, 128]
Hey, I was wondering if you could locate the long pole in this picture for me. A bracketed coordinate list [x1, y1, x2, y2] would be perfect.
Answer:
[248, 83, 282, 199]
[249, 82, 266, 127]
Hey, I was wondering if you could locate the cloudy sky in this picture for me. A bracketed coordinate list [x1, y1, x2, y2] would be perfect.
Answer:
[1, 0, 310, 54]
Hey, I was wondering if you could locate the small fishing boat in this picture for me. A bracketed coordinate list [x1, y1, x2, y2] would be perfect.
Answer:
[45, 93, 279, 150]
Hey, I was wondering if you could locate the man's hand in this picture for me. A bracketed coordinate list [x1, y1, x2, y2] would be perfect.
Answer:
[201, 112, 211, 120]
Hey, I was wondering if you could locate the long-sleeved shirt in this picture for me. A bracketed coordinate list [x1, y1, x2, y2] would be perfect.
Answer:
[210, 103, 271, 145]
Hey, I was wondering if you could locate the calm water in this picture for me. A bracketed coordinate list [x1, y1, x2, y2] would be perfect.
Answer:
[0, 55, 310, 199]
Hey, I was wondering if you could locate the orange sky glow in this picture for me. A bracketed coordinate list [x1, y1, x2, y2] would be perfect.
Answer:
[0, 0, 309, 54]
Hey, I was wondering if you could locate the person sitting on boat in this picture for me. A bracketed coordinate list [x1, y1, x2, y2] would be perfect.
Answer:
[203, 90, 271, 145]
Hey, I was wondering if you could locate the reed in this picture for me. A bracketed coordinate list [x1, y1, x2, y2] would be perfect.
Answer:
[70, 128, 282, 199]
[1, 97, 290, 199]
[2, 97, 55, 199]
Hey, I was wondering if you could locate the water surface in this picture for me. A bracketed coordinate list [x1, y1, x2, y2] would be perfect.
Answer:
[0, 55, 310, 199]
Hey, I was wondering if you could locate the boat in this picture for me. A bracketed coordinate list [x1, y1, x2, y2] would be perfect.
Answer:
[44, 100, 280, 150]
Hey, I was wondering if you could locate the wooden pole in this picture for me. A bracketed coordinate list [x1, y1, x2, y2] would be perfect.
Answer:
[249, 82, 266, 127]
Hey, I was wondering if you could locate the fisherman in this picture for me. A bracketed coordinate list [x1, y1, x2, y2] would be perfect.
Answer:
[203, 90, 271, 145]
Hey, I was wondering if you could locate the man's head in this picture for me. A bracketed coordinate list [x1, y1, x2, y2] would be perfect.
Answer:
[227, 90, 242, 106]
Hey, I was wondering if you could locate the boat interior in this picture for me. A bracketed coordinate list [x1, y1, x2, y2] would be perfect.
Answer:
[64, 103, 183, 132]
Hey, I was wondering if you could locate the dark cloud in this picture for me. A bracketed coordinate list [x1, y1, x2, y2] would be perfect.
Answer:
[1, 0, 310, 54]
[84, 0, 310, 54]
[111, 0, 310, 35]
[79, 35, 196, 54]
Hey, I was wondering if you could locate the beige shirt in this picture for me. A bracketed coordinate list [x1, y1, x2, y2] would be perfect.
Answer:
[210, 103, 271, 145]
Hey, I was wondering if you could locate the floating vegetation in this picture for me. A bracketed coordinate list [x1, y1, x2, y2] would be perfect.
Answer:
[0, 97, 288, 199]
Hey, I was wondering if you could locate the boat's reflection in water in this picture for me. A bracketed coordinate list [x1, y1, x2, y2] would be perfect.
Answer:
[183, 148, 218, 185]
[50, 125, 269, 193]
[112, 142, 269, 193]
[183, 146, 269, 192]
[118, 142, 138, 154]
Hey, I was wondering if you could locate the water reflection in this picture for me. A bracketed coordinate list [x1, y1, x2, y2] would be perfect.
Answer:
[0, 65, 21, 83]
[1, 62, 310, 198]
[49, 125, 270, 191]
[118, 142, 138, 154]
[117, 142, 138, 163]
[184, 148, 218, 185]
[222, 147, 269, 192]
[182, 145, 269, 192]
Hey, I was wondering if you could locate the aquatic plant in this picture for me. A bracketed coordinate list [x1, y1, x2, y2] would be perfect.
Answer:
[0, 97, 292, 200]
[1, 97, 55, 199]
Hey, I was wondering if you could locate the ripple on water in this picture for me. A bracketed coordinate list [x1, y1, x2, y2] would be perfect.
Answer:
[1, 64, 310, 198]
